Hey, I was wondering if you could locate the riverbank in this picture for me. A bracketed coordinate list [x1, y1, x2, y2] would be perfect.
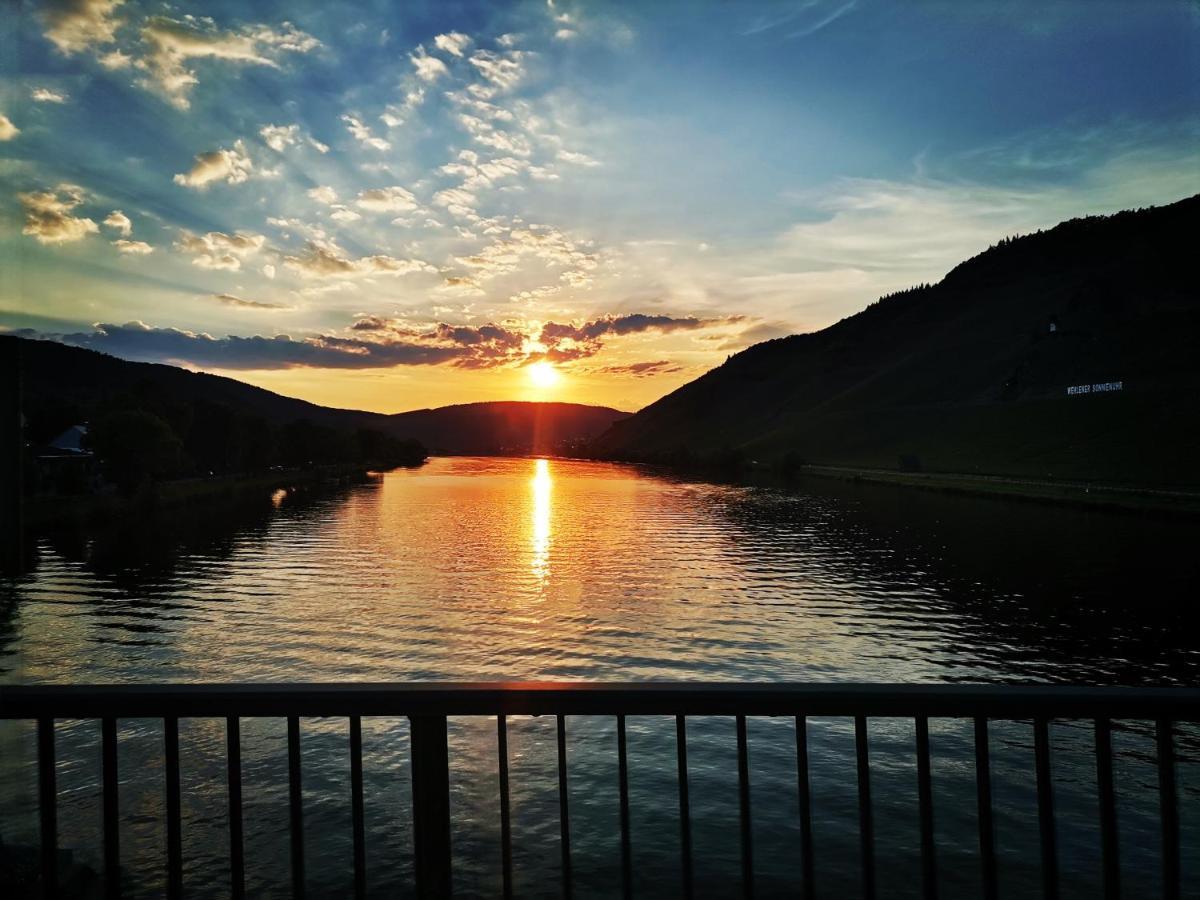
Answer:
[792, 464, 1200, 516]
[26, 463, 391, 528]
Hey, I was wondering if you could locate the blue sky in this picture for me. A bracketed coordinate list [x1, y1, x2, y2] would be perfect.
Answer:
[1, 0, 1197, 411]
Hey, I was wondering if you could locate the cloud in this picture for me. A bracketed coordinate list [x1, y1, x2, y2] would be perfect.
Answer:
[345, 317, 527, 368]
[592, 360, 685, 377]
[282, 241, 435, 280]
[433, 32, 472, 58]
[173, 140, 254, 188]
[18, 184, 99, 244]
[537, 313, 743, 361]
[329, 206, 362, 223]
[214, 293, 288, 310]
[433, 186, 478, 219]
[99, 49, 131, 69]
[260, 123, 299, 151]
[380, 86, 426, 128]
[260, 123, 327, 154]
[41, 0, 125, 55]
[554, 29, 577, 41]
[446, 225, 598, 287]
[102, 209, 132, 236]
[32, 87, 70, 103]
[713, 320, 795, 350]
[557, 149, 600, 167]
[0, 114, 19, 141]
[355, 185, 419, 213]
[112, 239, 153, 254]
[788, 1, 858, 39]
[31, 321, 466, 370]
[342, 114, 390, 151]
[138, 17, 320, 109]
[440, 152, 528, 190]
[778, 150, 1200, 284]
[307, 185, 338, 204]
[468, 49, 527, 91]
[410, 45, 449, 82]
[455, 113, 532, 156]
[176, 230, 265, 270]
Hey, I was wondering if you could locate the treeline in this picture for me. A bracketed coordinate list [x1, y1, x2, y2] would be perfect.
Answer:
[29, 390, 426, 493]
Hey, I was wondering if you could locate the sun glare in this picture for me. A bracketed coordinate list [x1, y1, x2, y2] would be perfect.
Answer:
[527, 361, 561, 388]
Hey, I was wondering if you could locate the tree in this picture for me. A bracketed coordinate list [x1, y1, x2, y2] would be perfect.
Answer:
[86, 410, 185, 493]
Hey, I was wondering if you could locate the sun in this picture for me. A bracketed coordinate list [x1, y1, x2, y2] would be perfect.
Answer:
[527, 360, 561, 388]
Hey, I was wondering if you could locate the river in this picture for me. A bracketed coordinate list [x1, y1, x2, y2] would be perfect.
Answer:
[1, 456, 1197, 897]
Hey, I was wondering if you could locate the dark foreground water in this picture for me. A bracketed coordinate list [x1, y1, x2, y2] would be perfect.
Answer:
[1, 457, 1197, 897]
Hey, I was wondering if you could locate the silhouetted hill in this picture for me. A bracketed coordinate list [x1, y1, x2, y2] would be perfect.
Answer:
[388, 401, 628, 455]
[593, 195, 1200, 488]
[4, 336, 629, 456]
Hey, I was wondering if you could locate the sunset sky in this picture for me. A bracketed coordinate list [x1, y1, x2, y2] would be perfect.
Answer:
[2, 0, 1197, 413]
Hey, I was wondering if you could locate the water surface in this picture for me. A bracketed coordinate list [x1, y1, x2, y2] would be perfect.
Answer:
[1, 457, 1197, 897]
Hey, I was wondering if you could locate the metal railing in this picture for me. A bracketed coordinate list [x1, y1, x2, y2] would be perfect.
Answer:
[2, 682, 1197, 899]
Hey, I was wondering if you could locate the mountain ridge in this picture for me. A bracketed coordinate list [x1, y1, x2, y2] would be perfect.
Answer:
[592, 194, 1200, 487]
[3, 336, 628, 456]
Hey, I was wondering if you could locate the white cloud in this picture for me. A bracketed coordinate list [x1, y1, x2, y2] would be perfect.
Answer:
[32, 87, 70, 103]
[330, 206, 362, 223]
[173, 140, 254, 188]
[433, 32, 472, 58]
[455, 113, 532, 156]
[263, 264, 276, 279]
[113, 239, 153, 254]
[282, 240, 435, 280]
[99, 48, 131, 69]
[355, 186, 419, 213]
[410, 45, 449, 83]
[260, 123, 299, 151]
[0, 114, 18, 141]
[555, 29, 577, 41]
[380, 86, 425, 128]
[449, 225, 597, 284]
[41, 0, 125, 55]
[103, 209, 132, 236]
[557, 148, 600, 167]
[176, 230, 266, 270]
[433, 187, 478, 219]
[18, 184, 98, 244]
[307, 185, 338, 204]
[468, 49, 527, 91]
[138, 17, 320, 109]
[341, 114, 390, 151]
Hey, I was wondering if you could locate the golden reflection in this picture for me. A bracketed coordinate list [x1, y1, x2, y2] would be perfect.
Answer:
[531, 457, 552, 584]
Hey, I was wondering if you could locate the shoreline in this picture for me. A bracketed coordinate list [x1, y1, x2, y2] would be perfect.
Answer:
[26, 463, 401, 528]
[790, 464, 1200, 517]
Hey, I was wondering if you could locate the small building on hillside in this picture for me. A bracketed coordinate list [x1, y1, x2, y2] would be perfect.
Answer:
[36, 424, 96, 494]
[46, 425, 90, 455]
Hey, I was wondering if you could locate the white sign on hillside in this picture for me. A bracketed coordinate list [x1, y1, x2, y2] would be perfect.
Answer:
[1066, 381, 1123, 396]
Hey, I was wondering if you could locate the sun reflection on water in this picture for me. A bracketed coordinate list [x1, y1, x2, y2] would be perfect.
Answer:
[531, 457, 552, 585]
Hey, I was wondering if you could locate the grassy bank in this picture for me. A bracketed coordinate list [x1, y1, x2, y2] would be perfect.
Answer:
[793, 464, 1200, 516]
[27, 464, 380, 528]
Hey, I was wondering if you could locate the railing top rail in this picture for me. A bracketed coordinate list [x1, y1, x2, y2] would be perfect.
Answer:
[2, 682, 1198, 720]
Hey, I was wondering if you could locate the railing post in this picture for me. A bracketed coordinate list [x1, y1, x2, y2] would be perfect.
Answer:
[410, 715, 452, 898]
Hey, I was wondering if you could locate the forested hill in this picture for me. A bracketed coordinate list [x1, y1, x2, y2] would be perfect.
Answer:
[592, 194, 1200, 488]
[5, 336, 628, 463]
[389, 402, 628, 455]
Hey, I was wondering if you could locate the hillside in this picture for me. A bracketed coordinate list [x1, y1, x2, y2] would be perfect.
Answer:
[4, 336, 628, 456]
[593, 195, 1200, 488]
[389, 402, 627, 455]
